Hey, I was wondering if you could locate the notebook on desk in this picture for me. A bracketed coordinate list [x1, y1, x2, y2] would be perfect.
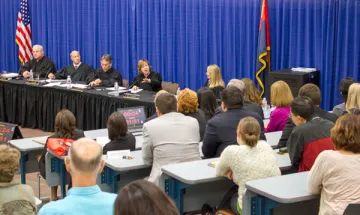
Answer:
[117, 106, 146, 133]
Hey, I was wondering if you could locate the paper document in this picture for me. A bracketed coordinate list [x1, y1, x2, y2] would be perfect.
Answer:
[130, 89, 143, 94]
[59, 84, 88, 89]
[107, 150, 130, 160]
[44, 82, 62, 87]
[46, 79, 63, 83]
[1, 73, 19, 78]
[106, 87, 127, 91]
[32, 136, 48, 145]
[291, 67, 316, 72]
[96, 136, 110, 148]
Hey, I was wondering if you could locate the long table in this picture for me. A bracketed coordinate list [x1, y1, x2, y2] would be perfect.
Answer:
[0, 79, 156, 132]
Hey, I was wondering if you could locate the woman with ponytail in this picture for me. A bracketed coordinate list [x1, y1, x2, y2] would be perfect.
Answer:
[215, 117, 280, 215]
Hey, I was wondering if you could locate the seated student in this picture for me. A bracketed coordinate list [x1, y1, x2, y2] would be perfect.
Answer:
[48, 50, 94, 82]
[114, 180, 179, 215]
[332, 77, 356, 117]
[344, 83, 360, 115]
[308, 114, 360, 215]
[204, 64, 225, 99]
[144, 90, 168, 123]
[265, 81, 293, 132]
[103, 112, 136, 154]
[131, 59, 162, 92]
[287, 97, 335, 172]
[241, 78, 262, 106]
[216, 117, 281, 215]
[142, 93, 200, 184]
[177, 88, 206, 141]
[87, 54, 123, 87]
[202, 86, 266, 158]
[39, 138, 117, 215]
[197, 87, 218, 122]
[215, 79, 264, 119]
[0, 145, 36, 215]
[277, 84, 338, 148]
[38, 109, 85, 201]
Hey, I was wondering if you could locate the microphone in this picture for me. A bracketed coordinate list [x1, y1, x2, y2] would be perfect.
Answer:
[129, 78, 140, 89]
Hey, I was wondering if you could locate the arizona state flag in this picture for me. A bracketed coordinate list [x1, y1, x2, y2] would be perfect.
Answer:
[256, 0, 270, 97]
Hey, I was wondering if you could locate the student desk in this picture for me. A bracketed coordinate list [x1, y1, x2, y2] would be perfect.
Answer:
[161, 151, 291, 214]
[84, 128, 142, 140]
[243, 172, 319, 215]
[47, 149, 67, 198]
[265, 131, 282, 147]
[9, 136, 48, 184]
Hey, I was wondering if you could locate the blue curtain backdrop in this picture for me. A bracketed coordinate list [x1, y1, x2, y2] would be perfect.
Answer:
[0, 0, 359, 110]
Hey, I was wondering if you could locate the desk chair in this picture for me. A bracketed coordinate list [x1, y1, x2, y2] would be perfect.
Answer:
[161, 81, 179, 94]
[122, 79, 129, 88]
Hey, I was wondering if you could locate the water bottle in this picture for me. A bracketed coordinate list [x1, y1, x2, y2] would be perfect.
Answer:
[29, 69, 33, 81]
[114, 82, 119, 91]
[176, 87, 181, 95]
[262, 98, 268, 109]
[66, 75, 72, 89]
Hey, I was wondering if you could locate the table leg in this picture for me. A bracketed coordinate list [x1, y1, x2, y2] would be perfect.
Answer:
[20, 152, 28, 184]
[251, 196, 279, 215]
[164, 178, 189, 214]
[59, 159, 66, 198]
[101, 166, 118, 193]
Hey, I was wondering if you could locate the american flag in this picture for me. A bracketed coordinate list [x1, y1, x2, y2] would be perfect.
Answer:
[15, 0, 32, 64]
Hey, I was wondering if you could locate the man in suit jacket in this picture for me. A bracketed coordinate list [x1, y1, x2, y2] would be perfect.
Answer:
[18, 45, 56, 78]
[142, 93, 201, 184]
[214, 79, 264, 119]
[202, 86, 266, 158]
[276, 84, 338, 148]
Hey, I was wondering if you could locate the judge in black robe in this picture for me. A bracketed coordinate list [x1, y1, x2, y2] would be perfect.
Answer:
[18, 45, 56, 78]
[131, 59, 162, 92]
[86, 54, 122, 87]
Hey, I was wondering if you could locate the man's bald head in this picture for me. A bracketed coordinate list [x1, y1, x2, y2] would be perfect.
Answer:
[67, 138, 103, 174]
[32, 45, 44, 60]
[70, 50, 81, 64]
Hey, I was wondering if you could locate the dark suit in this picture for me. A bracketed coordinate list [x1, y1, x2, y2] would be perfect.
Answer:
[277, 107, 338, 148]
[18, 56, 56, 78]
[204, 80, 224, 99]
[103, 133, 136, 154]
[215, 100, 264, 119]
[202, 108, 266, 158]
[132, 71, 162, 92]
[86, 67, 122, 87]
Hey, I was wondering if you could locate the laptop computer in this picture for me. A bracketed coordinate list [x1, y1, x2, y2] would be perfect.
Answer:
[117, 106, 146, 133]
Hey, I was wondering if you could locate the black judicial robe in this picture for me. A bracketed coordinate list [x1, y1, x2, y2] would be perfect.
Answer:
[55, 63, 94, 82]
[86, 67, 123, 87]
[131, 71, 162, 92]
[18, 56, 56, 78]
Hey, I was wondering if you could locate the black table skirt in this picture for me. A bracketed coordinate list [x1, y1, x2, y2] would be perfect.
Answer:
[0, 80, 156, 132]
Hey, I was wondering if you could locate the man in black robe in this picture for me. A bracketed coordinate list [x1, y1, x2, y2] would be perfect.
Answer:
[86, 54, 123, 87]
[18, 45, 56, 78]
[48, 50, 94, 82]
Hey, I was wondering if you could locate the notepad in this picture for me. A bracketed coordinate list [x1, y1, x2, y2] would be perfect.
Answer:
[130, 89, 143, 94]
[107, 150, 130, 160]
[32, 137, 48, 145]
[106, 87, 127, 91]
[208, 161, 217, 168]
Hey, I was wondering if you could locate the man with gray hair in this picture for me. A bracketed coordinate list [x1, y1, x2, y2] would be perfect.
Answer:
[48, 50, 94, 82]
[87, 54, 123, 87]
[39, 138, 117, 215]
[215, 79, 264, 119]
[18, 44, 56, 78]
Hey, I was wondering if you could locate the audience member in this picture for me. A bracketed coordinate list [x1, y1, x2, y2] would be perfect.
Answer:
[48, 50, 94, 82]
[103, 112, 136, 154]
[87, 54, 123, 87]
[216, 117, 280, 215]
[204, 64, 225, 99]
[38, 109, 85, 200]
[215, 79, 264, 119]
[345, 83, 360, 114]
[277, 84, 338, 148]
[265, 81, 293, 132]
[114, 180, 179, 215]
[332, 77, 356, 116]
[287, 97, 334, 172]
[142, 93, 201, 184]
[177, 88, 206, 140]
[308, 114, 360, 215]
[202, 86, 266, 158]
[0, 145, 36, 215]
[131, 59, 162, 92]
[39, 138, 117, 215]
[197, 87, 217, 122]
[144, 90, 168, 123]
[241, 78, 262, 105]
[18, 44, 56, 78]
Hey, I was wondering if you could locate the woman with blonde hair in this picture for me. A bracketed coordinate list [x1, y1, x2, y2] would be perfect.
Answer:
[216, 117, 281, 215]
[345, 83, 360, 114]
[178, 88, 206, 140]
[131, 59, 162, 92]
[204, 64, 225, 99]
[240, 78, 262, 105]
[265, 81, 293, 132]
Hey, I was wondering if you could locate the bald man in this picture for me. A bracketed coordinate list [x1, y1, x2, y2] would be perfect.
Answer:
[38, 138, 117, 215]
[18, 45, 56, 78]
[48, 50, 94, 82]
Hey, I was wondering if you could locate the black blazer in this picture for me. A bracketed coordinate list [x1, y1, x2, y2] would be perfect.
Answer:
[204, 80, 224, 99]
[38, 129, 85, 179]
[215, 100, 264, 119]
[131, 71, 162, 92]
[18, 56, 56, 78]
[276, 107, 338, 148]
[183, 110, 207, 141]
[202, 108, 266, 158]
[86, 67, 123, 87]
[103, 133, 136, 155]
